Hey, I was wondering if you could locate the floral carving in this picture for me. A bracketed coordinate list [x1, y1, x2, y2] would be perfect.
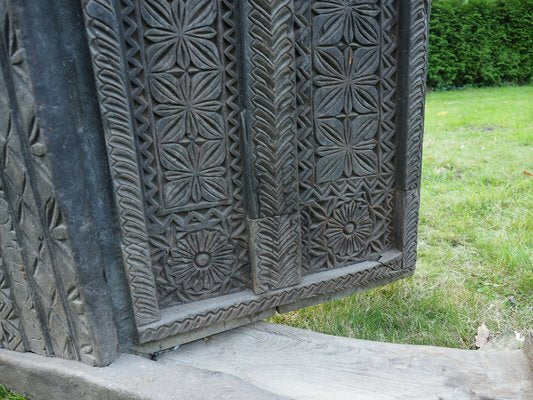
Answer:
[315, 115, 378, 182]
[313, 0, 380, 45]
[160, 141, 228, 207]
[142, 0, 220, 71]
[169, 231, 235, 299]
[151, 72, 223, 142]
[314, 47, 379, 116]
[326, 201, 373, 256]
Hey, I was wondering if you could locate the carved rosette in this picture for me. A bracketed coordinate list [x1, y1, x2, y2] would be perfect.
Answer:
[169, 231, 236, 302]
[326, 201, 374, 257]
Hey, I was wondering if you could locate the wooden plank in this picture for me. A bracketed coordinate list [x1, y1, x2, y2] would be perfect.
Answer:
[160, 322, 533, 400]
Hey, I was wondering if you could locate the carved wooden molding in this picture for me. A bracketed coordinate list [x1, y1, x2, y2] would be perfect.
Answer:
[82, 0, 161, 327]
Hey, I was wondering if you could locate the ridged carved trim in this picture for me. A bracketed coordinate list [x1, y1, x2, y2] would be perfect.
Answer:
[396, 189, 419, 271]
[82, 0, 160, 326]
[249, 213, 301, 293]
[397, 0, 430, 191]
[138, 253, 405, 343]
[394, 0, 429, 272]
[245, 0, 299, 218]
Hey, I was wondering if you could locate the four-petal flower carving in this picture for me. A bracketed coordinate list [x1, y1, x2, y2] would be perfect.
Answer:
[161, 141, 228, 207]
[315, 115, 378, 182]
[313, 0, 380, 45]
[314, 47, 379, 116]
[142, 0, 219, 71]
[151, 72, 223, 142]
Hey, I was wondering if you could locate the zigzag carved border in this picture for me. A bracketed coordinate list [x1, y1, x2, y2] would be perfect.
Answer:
[138, 253, 405, 343]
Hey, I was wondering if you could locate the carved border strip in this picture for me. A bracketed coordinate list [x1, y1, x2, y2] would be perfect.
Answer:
[0, 235, 25, 352]
[138, 253, 405, 343]
[396, 0, 430, 269]
[249, 213, 302, 293]
[294, 0, 313, 203]
[397, 0, 429, 191]
[82, 0, 160, 326]
[245, 0, 299, 217]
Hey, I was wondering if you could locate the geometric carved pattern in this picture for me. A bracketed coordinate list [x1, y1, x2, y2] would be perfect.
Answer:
[130, 0, 249, 306]
[296, 0, 399, 274]
[83, 0, 160, 326]
[244, 0, 299, 218]
[81, 0, 429, 346]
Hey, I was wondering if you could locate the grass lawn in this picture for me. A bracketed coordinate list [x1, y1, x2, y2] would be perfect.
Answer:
[1, 86, 531, 398]
[273, 85, 533, 349]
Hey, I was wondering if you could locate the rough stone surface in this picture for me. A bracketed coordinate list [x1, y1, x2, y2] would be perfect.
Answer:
[1, 323, 531, 400]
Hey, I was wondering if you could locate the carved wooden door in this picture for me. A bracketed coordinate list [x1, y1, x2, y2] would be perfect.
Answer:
[83, 0, 428, 349]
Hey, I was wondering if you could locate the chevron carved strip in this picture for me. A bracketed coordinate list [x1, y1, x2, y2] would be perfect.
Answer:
[249, 213, 302, 293]
[82, 0, 160, 326]
[246, 0, 298, 218]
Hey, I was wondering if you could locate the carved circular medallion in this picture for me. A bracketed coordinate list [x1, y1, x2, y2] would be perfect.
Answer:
[169, 231, 235, 298]
[325, 200, 373, 256]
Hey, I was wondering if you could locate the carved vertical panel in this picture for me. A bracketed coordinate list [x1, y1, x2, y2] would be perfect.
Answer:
[244, 0, 299, 218]
[0, 1, 120, 366]
[296, 0, 400, 274]
[244, 0, 302, 292]
[0, 8, 75, 360]
[83, 0, 160, 326]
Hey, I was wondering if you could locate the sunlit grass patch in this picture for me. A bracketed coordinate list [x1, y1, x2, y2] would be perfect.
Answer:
[273, 85, 533, 349]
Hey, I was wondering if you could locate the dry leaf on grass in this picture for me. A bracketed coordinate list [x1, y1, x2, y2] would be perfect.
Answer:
[475, 323, 490, 348]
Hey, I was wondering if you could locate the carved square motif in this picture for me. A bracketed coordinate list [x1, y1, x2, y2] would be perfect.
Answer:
[151, 72, 225, 143]
[160, 141, 229, 208]
[315, 115, 378, 183]
[312, 1, 381, 46]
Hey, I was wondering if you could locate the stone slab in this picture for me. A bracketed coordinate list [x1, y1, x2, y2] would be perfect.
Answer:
[1, 322, 531, 400]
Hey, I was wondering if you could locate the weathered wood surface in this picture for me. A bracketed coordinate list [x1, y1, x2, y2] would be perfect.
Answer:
[163, 322, 533, 400]
[1, 322, 531, 399]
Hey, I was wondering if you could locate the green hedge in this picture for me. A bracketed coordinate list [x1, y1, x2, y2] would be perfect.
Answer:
[428, 0, 533, 89]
